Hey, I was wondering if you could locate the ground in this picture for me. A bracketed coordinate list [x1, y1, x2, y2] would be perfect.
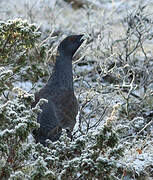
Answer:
[0, 0, 152, 179]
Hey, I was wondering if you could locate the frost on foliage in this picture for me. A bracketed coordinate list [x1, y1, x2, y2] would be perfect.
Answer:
[0, 87, 40, 179]
[34, 126, 124, 179]
[131, 117, 145, 130]
[0, 67, 13, 81]
[0, 18, 41, 63]
[0, 18, 48, 87]
[0, 67, 13, 94]
[30, 156, 55, 179]
[0, 1, 152, 179]
[121, 146, 153, 178]
[9, 171, 29, 180]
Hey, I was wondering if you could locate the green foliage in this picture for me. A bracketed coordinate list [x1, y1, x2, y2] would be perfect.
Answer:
[30, 156, 56, 180]
[0, 19, 40, 62]
[0, 1, 152, 179]
[34, 128, 124, 180]
[96, 125, 118, 149]
[0, 67, 13, 94]
[0, 97, 123, 179]
[0, 18, 49, 88]
[3, 14, 153, 179]
[0, 18, 125, 180]
[0, 18, 40, 69]
[0, 87, 39, 179]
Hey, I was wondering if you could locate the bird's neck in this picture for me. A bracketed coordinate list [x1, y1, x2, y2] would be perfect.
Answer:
[47, 55, 73, 91]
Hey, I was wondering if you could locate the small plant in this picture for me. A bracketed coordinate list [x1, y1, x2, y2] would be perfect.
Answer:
[0, 2, 152, 179]
[34, 125, 124, 180]
[0, 18, 49, 87]
[0, 86, 39, 179]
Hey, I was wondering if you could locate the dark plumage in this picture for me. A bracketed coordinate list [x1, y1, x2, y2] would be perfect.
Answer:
[32, 35, 84, 145]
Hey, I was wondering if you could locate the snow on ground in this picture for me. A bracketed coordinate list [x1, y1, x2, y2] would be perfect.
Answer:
[1, 0, 153, 179]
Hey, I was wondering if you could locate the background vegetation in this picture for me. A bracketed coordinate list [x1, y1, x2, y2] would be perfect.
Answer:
[0, 0, 152, 179]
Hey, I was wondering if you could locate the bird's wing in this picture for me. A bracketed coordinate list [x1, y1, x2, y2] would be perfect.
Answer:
[53, 90, 78, 130]
[32, 90, 61, 144]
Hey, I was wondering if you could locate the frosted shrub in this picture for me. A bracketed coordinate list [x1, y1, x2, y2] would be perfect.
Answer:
[0, 87, 39, 179]
[34, 127, 124, 180]
[0, 18, 48, 86]
[0, 3, 152, 178]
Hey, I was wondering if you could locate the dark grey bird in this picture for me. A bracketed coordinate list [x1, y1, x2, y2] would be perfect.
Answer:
[32, 35, 84, 145]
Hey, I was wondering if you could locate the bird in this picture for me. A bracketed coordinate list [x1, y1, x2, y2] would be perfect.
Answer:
[32, 34, 84, 145]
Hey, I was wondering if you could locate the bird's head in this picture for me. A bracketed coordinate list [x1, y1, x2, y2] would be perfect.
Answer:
[57, 34, 84, 58]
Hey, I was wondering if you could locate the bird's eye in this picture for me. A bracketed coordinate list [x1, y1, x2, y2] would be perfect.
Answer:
[68, 37, 75, 42]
